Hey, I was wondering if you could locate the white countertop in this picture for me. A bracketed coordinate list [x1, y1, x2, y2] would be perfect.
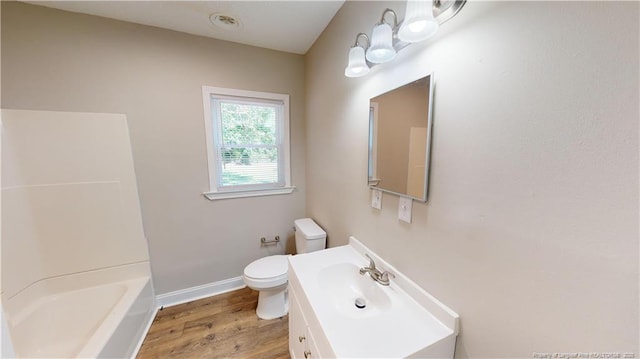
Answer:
[289, 237, 458, 358]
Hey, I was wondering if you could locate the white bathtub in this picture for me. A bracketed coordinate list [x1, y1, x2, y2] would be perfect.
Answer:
[4, 263, 155, 358]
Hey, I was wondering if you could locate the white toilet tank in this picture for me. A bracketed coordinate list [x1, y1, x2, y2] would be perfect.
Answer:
[294, 218, 326, 254]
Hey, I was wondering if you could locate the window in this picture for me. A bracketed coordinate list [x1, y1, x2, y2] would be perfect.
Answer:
[202, 86, 294, 200]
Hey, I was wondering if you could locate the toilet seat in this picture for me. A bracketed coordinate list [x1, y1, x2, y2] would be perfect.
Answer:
[243, 255, 289, 290]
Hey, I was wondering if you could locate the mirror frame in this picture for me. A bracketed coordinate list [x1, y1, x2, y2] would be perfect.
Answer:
[368, 73, 435, 202]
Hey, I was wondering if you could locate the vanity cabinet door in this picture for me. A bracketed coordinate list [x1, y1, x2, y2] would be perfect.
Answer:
[289, 280, 333, 358]
[288, 288, 308, 359]
[305, 326, 322, 359]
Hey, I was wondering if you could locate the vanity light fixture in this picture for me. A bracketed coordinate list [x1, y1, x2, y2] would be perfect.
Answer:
[345, 33, 371, 77]
[344, 0, 467, 78]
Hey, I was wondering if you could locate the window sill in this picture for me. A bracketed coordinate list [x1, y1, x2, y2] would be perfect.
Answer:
[203, 186, 296, 201]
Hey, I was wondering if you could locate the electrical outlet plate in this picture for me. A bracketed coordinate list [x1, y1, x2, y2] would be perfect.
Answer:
[371, 189, 382, 210]
[398, 197, 412, 223]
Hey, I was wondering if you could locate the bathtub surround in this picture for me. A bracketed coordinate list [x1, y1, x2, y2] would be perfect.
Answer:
[0, 308, 14, 358]
[0, 1, 306, 295]
[1, 109, 155, 357]
[1, 110, 150, 297]
[305, 1, 638, 357]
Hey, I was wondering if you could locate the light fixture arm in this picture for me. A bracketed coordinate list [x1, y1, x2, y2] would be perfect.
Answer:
[434, 0, 466, 25]
[379, 8, 398, 28]
[354, 33, 370, 49]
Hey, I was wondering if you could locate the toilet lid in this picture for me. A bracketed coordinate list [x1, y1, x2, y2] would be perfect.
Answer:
[244, 255, 289, 279]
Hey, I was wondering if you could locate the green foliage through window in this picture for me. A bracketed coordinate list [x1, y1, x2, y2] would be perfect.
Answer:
[214, 99, 282, 187]
[221, 102, 276, 146]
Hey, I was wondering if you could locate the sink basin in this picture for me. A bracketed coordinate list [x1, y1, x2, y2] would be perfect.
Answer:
[288, 236, 459, 358]
[318, 263, 391, 318]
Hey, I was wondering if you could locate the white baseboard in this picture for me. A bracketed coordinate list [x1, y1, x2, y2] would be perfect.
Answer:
[155, 276, 246, 309]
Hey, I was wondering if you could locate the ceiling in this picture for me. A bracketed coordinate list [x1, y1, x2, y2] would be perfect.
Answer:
[24, 1, 345, 54]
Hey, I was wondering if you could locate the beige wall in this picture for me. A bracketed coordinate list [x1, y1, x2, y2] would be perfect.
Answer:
[306, 1, 638, 358]
[1, 2, 306, 294]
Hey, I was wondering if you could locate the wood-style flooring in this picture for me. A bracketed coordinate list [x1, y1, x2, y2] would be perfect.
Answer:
[136, 287, 290, 359]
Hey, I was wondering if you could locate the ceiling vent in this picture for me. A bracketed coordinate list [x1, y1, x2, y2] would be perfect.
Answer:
[209, 13, 242, 31]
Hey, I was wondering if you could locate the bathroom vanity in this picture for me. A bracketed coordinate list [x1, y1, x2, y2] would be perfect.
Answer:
[288, 237, 459, 358]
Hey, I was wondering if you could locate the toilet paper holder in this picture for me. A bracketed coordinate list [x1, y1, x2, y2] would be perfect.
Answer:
[260, 236, 280, 245]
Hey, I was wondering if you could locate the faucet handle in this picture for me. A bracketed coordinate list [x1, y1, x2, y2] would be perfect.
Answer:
[379, 271, 395, 285]
[365, 254, 376, 269]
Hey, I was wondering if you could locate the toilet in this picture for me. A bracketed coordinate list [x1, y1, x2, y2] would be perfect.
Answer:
[243, 218, 326, 320]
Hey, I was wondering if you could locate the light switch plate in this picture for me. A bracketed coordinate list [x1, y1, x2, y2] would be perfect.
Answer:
[398, 197, 412, 223]
[371, 189, 382, 210]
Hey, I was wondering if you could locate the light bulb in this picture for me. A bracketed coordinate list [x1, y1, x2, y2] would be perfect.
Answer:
[408, 20, 427, 33]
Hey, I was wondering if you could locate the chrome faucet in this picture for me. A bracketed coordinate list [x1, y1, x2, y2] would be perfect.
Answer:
[359, 254, 395, 286]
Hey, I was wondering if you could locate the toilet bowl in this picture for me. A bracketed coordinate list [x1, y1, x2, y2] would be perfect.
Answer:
[243, 218, 326, 320]
[243, 254, 290, 320]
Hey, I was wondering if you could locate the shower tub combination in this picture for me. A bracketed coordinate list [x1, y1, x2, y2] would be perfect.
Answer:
[2, 110, 156, 358]
[4, 263, 155, 358]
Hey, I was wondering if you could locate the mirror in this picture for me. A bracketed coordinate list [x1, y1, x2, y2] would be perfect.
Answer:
[368, 74, 434, 202]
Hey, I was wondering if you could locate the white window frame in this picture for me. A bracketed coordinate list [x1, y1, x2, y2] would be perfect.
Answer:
[202, 86, 294, 200]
